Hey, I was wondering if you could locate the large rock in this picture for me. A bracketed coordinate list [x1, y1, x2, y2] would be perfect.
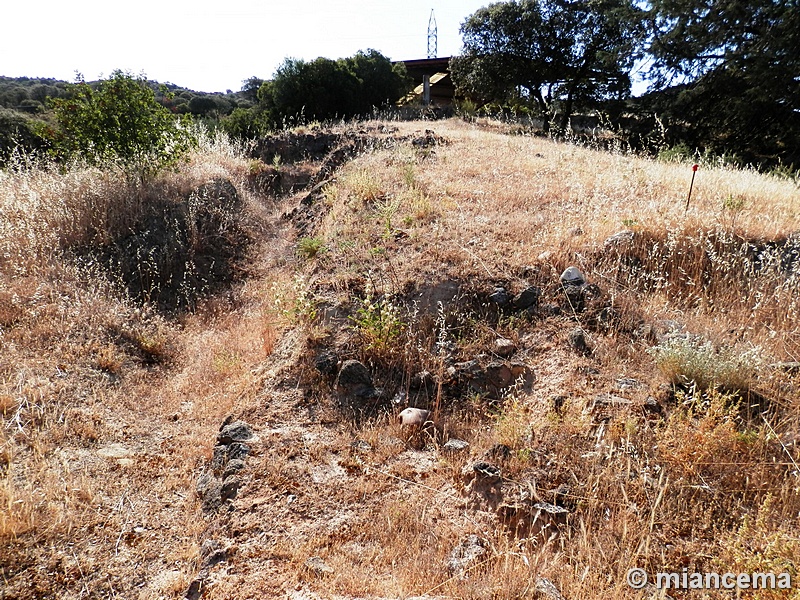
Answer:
[560, 266, 586, 286]
[217, 420, 253, 445]
[335, 360, 373, 395]
[604, 229, 636, 250]
[513, 285, 541, 310]
[398, 407, 431, 426]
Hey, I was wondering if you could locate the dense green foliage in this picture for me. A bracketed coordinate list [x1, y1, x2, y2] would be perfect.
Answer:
[47, 71, 196, 176]
[452, 0, 799, 168]
[0, 108, 49, 163]
[260, 50, 410, 125]
[451, 0, 645, 132]
[645, 0, 800, 167]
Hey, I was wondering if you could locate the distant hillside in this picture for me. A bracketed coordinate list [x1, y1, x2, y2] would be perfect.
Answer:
[0, 75, 251, 117]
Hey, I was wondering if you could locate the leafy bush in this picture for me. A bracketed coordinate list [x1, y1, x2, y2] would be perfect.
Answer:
[259, 50, 410, 127]
[0, 108, 48, 164]
[47, 70, 196, 178]
[351, 285, 405, 354]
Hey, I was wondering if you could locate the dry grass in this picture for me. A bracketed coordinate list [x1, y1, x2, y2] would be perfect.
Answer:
[2, 118, 799, 599]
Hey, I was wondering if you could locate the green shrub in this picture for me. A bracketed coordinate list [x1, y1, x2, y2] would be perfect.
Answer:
[47, 70, 196, 178]
[296, 236, 327, 260]
[351, 285, 405, 354]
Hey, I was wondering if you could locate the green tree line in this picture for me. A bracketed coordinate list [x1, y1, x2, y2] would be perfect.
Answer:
[451, 0, 799, 170]
[0, 50, 409, 166]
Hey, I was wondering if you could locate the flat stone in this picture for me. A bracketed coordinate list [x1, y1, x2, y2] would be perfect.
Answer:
[604, 229, 635, 249]
[304, 556, 334, 575]
[442, 438, 470, 453]
[493, 338, 517, 357]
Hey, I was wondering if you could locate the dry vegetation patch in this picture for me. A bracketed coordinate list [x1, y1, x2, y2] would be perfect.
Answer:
[2, 119, 799, 599]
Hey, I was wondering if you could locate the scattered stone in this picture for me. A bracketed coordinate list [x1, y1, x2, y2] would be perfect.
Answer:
[351, 440, 372, 453]
[540, 303, 562, 316]
[488, 287, 510, 306]
[493, 337, 517, 357]
[313, 351, 339, 377]
[771, 361, 800, 374]
[335, 359, 374, 396]
[200, 548, 228, 567]
[217, 421, 253, 445]
[562, 284, 585, 311]
[534, 576, 567, 600]
[454, 360, 482, 376]
[604, 229, 636, 250]
[220, 475, 241, 500]
[200, 478, 223, 512]
[510, 362, 535, 389]
[447, 535, 487, 575]
[615, 377, 643, 390]
[597, 306, 618, 329]
[568, 328, 590, 354]
[643, 396, 663, 415]
[499, 501, 569, 538]
[304, 556, 334, 575]
[184, 576, 205, 600]
[485, 361, 513, 389]
[398, 407, 431, 427]
[227, 442, 250, 461]
[472, 461, 502, 485]
[200, 539, 222, 560]
[97, 443, 134, 464]
[513, 285, 541, 310]
[442, 438, 470, 454]
[196, 472, 218, 498]
[552, 395, 567, 413]
[590, 393, 633, 410]
[210, 445, 228, 474]
[222, 459, 246, 479]
[560, 266, 586, 287]
[581, 283, 602, 303]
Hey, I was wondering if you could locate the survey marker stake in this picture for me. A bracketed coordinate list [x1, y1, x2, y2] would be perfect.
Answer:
[685, 163, 699, 211]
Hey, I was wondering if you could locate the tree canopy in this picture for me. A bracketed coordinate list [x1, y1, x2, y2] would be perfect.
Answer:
[259, 50, 410, 125]
[451, 0, 645, 131]
[645, 0, 800, 166]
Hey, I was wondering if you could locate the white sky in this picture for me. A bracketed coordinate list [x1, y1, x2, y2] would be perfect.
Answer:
[1, 1, 488, 92]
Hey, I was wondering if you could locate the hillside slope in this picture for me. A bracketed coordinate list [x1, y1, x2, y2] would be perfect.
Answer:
[2, 120, 799, 599]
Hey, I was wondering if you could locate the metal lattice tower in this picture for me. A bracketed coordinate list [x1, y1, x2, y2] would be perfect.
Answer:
[427, 9, 437, 59]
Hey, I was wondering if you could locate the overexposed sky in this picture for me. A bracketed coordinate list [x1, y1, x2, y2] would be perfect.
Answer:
[1, 1, 488, 92]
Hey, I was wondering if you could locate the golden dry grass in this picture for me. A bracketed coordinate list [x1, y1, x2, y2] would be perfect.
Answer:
[2, 118, 799, 600]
